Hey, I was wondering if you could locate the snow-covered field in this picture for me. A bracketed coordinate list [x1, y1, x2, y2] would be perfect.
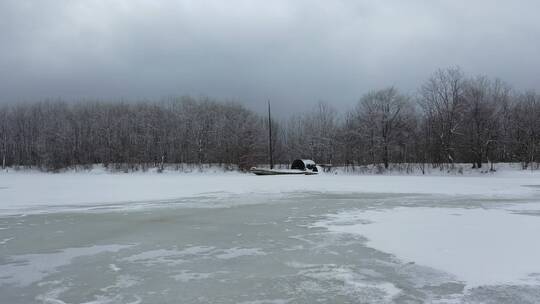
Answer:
[1, 168, 540, 303]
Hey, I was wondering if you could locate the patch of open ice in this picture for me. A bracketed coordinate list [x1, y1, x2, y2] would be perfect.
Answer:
[215, 247, 266, 259]
[0, 237, 14, 245]
[101, 274, 139, 292]
[121, 245, 266, 267]
[121, 246, 215, 266]
[35, 275, 141, 304]
[313, 205, 540, 288]
[237, 299, 291, 304]
[120, 249, 186, 266]
[79, 294, 142, 304]
[0, 244, 132, 287]
[35, 284, 70, 304]
[108, 264, 121, 272]
[171, 270, 226, 282]
[289, 262, 401, 302]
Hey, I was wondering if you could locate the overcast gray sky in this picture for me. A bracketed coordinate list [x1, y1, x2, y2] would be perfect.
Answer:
[1, 0, 539, 114]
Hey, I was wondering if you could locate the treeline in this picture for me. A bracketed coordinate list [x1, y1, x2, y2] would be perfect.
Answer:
[1, 67, 539, 171]
[0, 99, 267, 170]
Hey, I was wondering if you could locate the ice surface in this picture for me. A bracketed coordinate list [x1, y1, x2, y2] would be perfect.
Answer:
[288, 262, 402, 301]
[215, 247, 266, 259]
[313, 206, 540, 288]
[0, 244, 132, 286]
[0, 169, 539, 215]
[237, 300, 291, 304]
[1, 169, 540, 303]
[172, 270, 221, 282]
[120, 246, 215, 266]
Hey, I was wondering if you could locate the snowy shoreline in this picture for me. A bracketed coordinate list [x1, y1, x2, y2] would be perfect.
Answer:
[1, 161, 538, 175]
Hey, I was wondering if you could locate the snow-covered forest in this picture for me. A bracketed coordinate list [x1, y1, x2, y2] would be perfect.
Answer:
[1, 67, 539, 171]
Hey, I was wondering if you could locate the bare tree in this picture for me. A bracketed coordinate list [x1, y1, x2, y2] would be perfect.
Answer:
[461, 76, 500, 168]
[347, 87, 416, 169]
[284, 102, 338, 165]
[420, 67, 466, 167]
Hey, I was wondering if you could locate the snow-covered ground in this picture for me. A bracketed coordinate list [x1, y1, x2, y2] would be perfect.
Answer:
[1, 167, 540, 303]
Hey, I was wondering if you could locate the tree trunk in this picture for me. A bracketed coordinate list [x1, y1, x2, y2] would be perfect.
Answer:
[383, 143, 389, 169]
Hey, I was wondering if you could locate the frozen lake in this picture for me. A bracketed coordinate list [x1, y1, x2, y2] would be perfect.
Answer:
[1, 173, 540, 303]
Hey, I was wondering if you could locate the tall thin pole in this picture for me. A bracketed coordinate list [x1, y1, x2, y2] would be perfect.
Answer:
[268, 100, 274, 169]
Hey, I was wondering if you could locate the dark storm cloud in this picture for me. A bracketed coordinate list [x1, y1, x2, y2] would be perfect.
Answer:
[1, 0, 539, 113]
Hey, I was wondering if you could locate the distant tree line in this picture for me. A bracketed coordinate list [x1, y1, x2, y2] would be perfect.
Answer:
[0, 98, 267, 171]
[1, 67, 539, 171]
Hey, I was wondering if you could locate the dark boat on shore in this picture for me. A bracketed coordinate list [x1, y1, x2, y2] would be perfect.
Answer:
[250, 159, 319, 176]
[250, 102, 318, 176]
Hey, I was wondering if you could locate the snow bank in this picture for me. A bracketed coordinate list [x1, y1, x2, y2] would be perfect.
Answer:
[313, 206, 540, 288]
[0, 168, 539, 215]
